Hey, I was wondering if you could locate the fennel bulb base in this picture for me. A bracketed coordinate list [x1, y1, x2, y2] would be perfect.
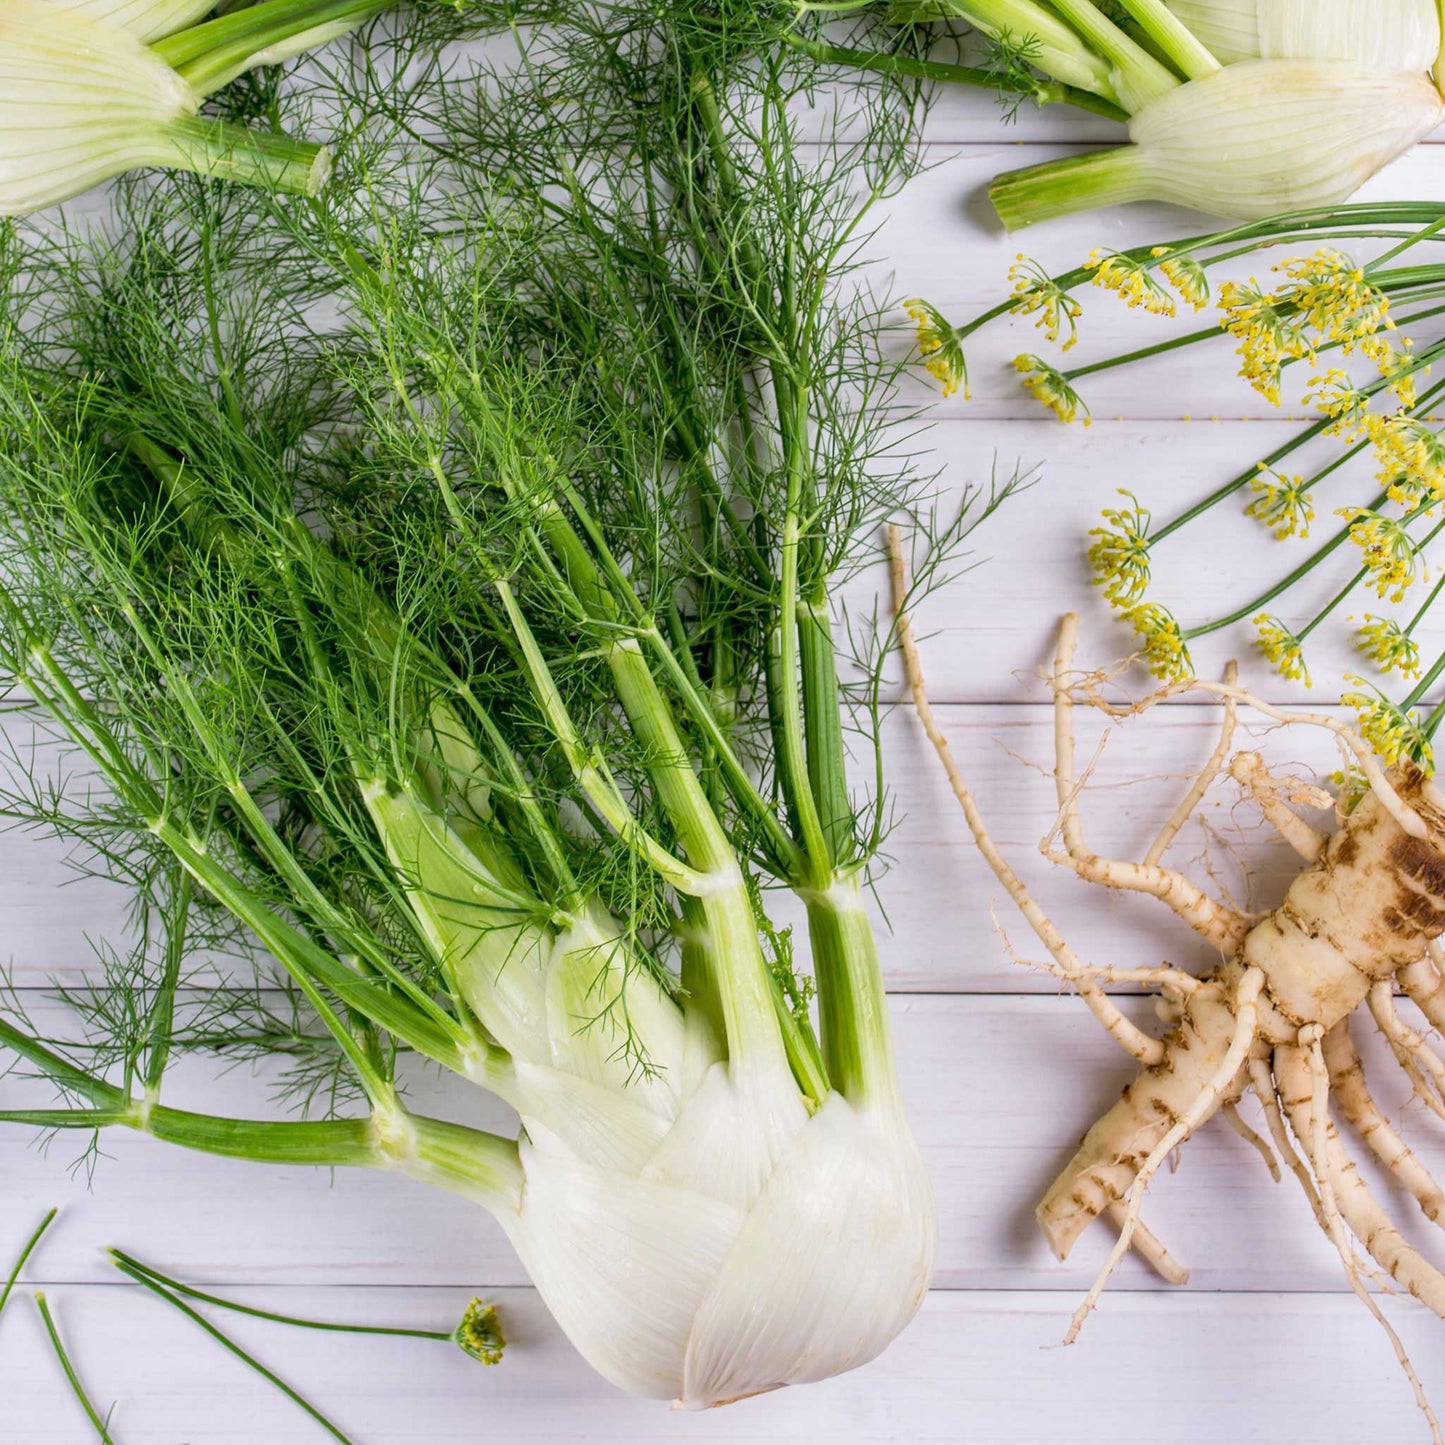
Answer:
[501, 1085, 937, 1408]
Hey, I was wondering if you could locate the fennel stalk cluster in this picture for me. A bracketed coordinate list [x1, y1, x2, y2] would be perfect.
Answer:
[803, 0, 1445, 227]
[0, 2, 987, 1406]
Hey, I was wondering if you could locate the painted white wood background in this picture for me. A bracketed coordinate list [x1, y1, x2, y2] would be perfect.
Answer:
[5, 52, 1445, 1445]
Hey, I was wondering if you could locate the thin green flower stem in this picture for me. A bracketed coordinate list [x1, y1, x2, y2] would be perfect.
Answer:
[1150, 361, 1445, 547]
[1064, 321, 1219, 382]
[1296, 567, 1370, 644]
[1406, 647, 1445, 716]
[106, 1252, 450, 1343]
[1406, 569, 1445, 636]
[1182, 492, 1388, 641]
[1365, 214, 1445, 274]
[779, 33, 1131, 122]
[0, 1208, 57, 1323]
[111, 1262, 355, 1445]
[142, 851, 202, 1097]
[33, 1294, 116, 1445]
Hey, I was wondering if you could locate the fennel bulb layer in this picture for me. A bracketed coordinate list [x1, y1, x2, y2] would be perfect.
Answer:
[1166, 0, 1440, 70]
[992, 61, 1445, 228]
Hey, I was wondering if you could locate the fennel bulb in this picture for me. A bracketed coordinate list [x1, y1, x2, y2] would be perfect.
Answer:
[992, 61, 1445, 228]
[39, 0, 216, 43]
[0, 1, 960, 1406]
[1165, 0, 1441, 70]
[0, 0, 397, 213]
[881, 0, 1445, 224]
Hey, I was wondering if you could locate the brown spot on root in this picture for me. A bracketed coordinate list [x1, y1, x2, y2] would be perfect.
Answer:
[1388, 892, 1445, 934]
[1390, 834, 1445, 901]
[1332, 831, 1360, 869]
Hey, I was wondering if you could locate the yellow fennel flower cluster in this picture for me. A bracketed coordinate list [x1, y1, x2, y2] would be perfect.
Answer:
[1356, 616, 1422, 679]
[1341, 681, 1432, 772]
[1245, 468, 1313, 540]
[1008, 256, 1082, 350]
[903, 298, 966, 399]
[1124, 603, 1191, 683]
[1253, 614, 1310, 686]
[1085, 249, 1175, 318]
[1303, 369, 1377, 441]
[1087, 493, 1152, 606]
[1220, 249, 1405, 407]
[1371, 415, 1445, 504]
[1339, 509, 1422, 602]
[1218, 279, 1313, 405]
[1281, 249, 1392, 353]
[1014, 355, 1087, 425]
[1153, 248, 1210, 311]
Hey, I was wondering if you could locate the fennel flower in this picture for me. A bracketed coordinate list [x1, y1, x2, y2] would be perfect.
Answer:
[1085, 248, 1175, 317]
[1125, 602, 1193, 682]
[1245, 468, 1313, 540]
[904, 298, 966, 397]
[1342, 678, 1433, 769]
[1356, 616, 1422, 679]
[1339, 508, 1423, 603]
[1014, 354, 1087, 424]
[1008, 256, 1082, 348]
[1088, 492, 1153, 606]
[1253, 613, 1310, 685]
[0, 0, 340, 214]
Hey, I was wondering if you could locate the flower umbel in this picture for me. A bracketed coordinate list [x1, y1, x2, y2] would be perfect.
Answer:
[1219, 279, 1313, 405]
[1246, 468, 1314, 540]
[904, 298, 966, 398]
[1085, 248, 1175, 318]
[1088, 492, 1152, 606]
[1372, 415, 1445, 503]
[1125, 603, 1192, 683]
[1155, 248, 1210, 311]
[1339, 508, 1423, 603]
[1253, 614, 1310, 686]
[1356, 616, 1422, 679]
[453, 1299, 506, 1366]
[1015, 354, 1087, 424]
[1341, 678, 1433, 771]
[1008, 256, 1082, 350]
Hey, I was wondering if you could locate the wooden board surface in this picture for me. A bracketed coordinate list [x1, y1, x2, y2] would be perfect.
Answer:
[5, 36, 1445, 1445]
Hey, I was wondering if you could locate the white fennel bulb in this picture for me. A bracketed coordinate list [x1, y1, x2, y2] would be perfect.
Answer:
[0, 0, 202, 213]
[1165, 0, 1441, 68]
[992, 61, 1445, 228]
[37, 0, 215, 42]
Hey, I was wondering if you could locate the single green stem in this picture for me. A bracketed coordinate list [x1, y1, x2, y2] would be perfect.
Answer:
[1407, 647, 1445, 714]
[990, 147, 1153, 231]
[1407, 569, 1445, 636]
[0, 1208, 58, 1323]
[110, 1265, 355, 1445]
[803, 877, 900, 1109]
[780, 33, 1129, 122]
[107, 1251, 451, 1341]
[1297, 569, 1367, 643]
[162, 117, 331, 198]
[1064, 321, 1218, 381]
[1184, 497, 1386, 640]
[34, 1294, 116, 1445]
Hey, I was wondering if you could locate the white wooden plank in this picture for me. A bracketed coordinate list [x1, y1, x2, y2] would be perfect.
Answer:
[0, 1283, 1439, 1443]
[5, 992, 1444, 1297]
